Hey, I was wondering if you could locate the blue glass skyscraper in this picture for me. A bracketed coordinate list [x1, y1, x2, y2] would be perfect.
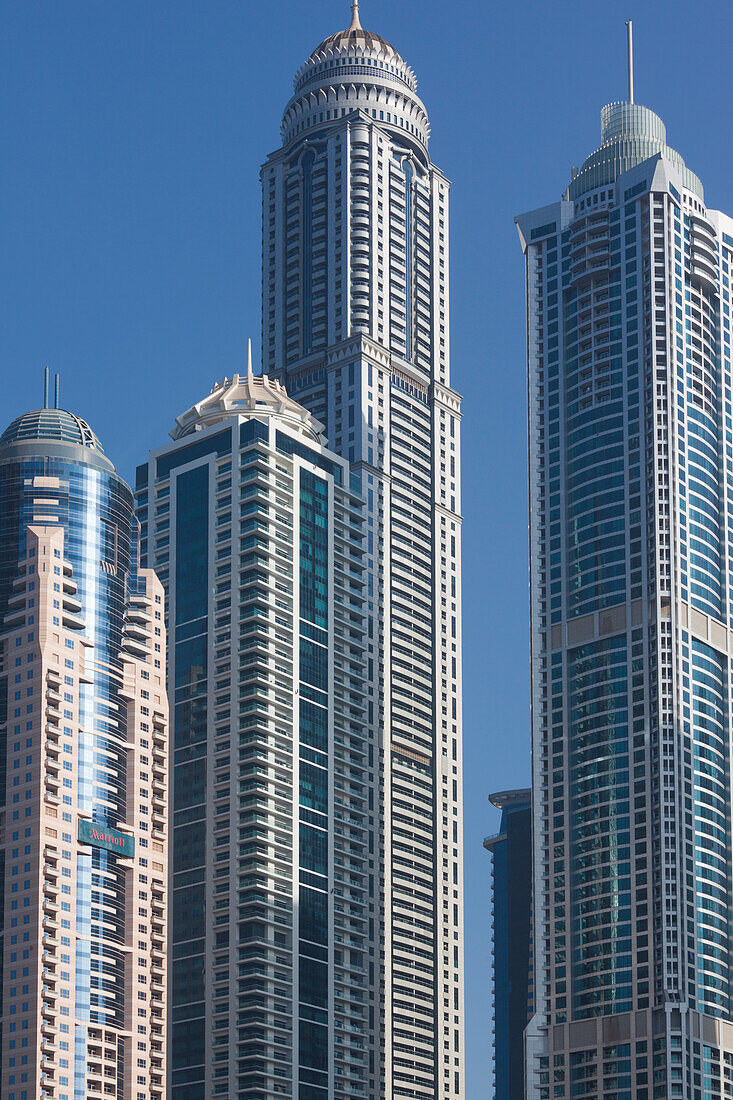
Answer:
[484, 790, 532, 1100]
[517, 29, 733, 1100]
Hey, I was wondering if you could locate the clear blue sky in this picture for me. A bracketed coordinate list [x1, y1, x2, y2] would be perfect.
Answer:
[2, 0, 732, 1092]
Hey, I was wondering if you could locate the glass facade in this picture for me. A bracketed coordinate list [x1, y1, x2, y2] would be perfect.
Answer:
[170, 462, 210, 1097]
[564, 271, 627, 618]
[138, 383, 369, 1100]
[484, 791, 532, 1100]
[298, 470, 330, 1097]
[0, 449, 137, 1055]
[518, 93, 733, 1100]
[690, 639, 730, 1015]
[568, 636, 631, 1019]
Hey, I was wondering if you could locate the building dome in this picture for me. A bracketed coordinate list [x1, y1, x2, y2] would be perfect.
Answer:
[0, 408, 106, 453]
[308, 24, 402, 68]
[0, 405, 116, 474]
[171, 346, 325, 444]
[568, 101, 704, 202]
[281, 0, 430, 154]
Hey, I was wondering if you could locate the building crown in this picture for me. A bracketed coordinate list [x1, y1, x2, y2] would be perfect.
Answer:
[171, 340, 325, 443]
[279, 1, 430, 154]
[566, 22, 703, 201]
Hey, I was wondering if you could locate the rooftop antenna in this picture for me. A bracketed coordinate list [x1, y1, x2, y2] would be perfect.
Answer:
[246, 338, 254, 382]
[349, 0, 361, 31]
[43, 365, 50, 409]
[626, 20, 634, 103]
[54, 373, 60, 409]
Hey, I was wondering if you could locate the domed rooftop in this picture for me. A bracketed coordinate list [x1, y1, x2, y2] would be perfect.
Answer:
[171, 342, 325, 444]
[0, 408, 106, 453]
[283, 1, 429, 154]
[568, 101, 704, 202]
[565, 23, 703, 202]
[0, 370, 115, 474]
[308, 2, 402, 66]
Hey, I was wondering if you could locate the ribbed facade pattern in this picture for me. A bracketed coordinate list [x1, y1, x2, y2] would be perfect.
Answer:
[517, 99, 733, 1100]
[262, 120, 444, 381]
[261, 14, 464, 1098]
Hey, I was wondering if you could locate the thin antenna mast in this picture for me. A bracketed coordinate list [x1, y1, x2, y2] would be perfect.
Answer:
[43, 365, 50, 409]
[626, 20, 634, 103]
[54, 373, 60, 409]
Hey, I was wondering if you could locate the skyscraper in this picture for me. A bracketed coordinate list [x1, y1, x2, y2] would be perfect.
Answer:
[517, 28, 733, 1100]
[261, 5, 464, 1095]
[0, 384, 169, 1100]
[484, 790, 532, 1100]
[136, 365, 372, 1099]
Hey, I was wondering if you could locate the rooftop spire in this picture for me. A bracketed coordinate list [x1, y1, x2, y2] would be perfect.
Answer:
[349, 0, 361, 31]
[246, 338, 254, 382]
[43, 365, 50, 409]
[626, 20, 634, 103]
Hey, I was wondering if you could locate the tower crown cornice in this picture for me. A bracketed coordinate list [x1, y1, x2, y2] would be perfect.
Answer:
[281, 7, 429, 151]
[567, 99, 704, 202]
[171, 366, 325, 444]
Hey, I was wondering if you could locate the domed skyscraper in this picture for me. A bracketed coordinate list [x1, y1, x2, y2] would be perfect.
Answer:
[517, 23, 733, 1100]
[261, 5, 464, 1099]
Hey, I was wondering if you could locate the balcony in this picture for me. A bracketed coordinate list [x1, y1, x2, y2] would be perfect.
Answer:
[62, 605, 86, 630]
[62, 588, 83, 612]
[45, 698, 61, 723]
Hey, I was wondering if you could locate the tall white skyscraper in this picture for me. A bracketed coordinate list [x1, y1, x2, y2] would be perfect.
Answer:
[261, 4, 464, 1096]
[517, 31, 733, 1100]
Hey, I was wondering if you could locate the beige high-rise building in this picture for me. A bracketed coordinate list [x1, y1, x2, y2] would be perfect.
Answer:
[0, 392, 168, 1100]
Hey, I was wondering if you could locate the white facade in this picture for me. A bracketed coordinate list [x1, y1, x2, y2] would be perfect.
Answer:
[138, 370, 373, 1099]
[261, 6, 464, 1097]
[518, 96, 733, 1099]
